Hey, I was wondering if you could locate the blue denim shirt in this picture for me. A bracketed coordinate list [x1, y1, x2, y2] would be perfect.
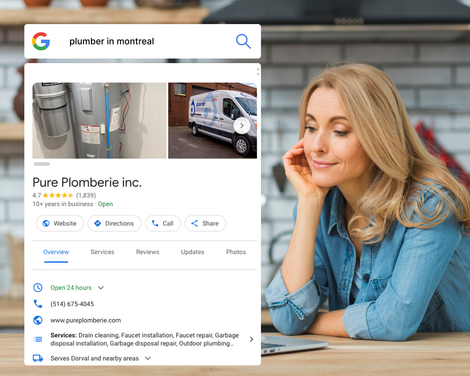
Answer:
[265, 185, 470, 341]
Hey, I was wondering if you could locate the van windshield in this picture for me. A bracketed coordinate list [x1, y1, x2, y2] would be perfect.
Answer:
[236, 97, 257, 116]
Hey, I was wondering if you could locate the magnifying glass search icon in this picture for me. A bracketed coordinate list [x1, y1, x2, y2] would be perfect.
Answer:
[236, 34, 251, 49]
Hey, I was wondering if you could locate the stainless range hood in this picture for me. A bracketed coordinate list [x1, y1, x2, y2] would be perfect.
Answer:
[203, 0, 470, 25]
[203, 0, 470, 42]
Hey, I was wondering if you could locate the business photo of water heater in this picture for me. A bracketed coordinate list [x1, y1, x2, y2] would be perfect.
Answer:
[32, 82, 167, 159]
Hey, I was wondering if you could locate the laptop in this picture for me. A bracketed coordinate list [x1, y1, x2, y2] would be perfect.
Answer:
[261, 335, 329, 355]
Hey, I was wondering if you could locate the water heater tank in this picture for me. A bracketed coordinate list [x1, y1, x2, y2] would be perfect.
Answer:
[33, 83, 70, 138]
[69, 83, 121, 158]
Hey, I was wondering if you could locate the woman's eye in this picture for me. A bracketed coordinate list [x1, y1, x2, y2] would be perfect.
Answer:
[305, 126, 316, 133]
[335, 131, 348, 136]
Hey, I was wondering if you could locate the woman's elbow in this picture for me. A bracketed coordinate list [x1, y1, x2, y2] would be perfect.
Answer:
[270, 305, 317, 336]
[370, 325, 416, 342]
[274, 321, 305, 336]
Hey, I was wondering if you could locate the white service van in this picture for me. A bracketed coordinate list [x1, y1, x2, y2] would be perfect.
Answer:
[188, 90, 257, 157]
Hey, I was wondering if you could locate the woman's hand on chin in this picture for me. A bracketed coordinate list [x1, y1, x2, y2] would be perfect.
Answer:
[283, 138, 329, 202]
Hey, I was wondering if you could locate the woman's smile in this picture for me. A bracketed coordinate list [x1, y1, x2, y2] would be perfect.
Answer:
[311, 159, 338, 169]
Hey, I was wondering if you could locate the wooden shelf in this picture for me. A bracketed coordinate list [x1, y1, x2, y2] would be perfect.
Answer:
[0, 6, 208, 25]
[0, 122, 24, 141]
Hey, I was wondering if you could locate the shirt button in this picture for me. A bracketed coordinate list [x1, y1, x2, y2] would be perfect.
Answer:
[363, 274, 370, 283]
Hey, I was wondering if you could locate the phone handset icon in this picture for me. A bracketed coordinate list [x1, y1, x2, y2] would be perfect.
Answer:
[152, 220, 159, 227]
[34, 300, 42, 308]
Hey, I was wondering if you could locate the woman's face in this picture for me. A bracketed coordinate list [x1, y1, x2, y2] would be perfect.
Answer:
[303, 87, 374, 188]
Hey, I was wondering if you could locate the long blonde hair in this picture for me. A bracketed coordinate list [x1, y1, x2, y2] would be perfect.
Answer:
[299, 62, 470, 243]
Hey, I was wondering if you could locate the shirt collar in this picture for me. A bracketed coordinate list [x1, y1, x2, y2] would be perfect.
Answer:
[328, 188, 380, 245]
[328, 187, 348, 238]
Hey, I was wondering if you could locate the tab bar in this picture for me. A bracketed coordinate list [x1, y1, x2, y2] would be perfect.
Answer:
[25, 24, 261, 59]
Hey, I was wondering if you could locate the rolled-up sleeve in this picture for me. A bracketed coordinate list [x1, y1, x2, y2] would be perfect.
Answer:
[342, 301, 374, 339]
[343, 193, 462, 341]
[265, 200, 330, 335]
[265, 267, 325, 335]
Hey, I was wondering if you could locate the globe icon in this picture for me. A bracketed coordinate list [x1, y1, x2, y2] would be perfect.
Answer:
[42, 220, 50, 227]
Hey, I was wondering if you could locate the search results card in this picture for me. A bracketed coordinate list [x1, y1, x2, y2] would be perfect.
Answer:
[24, 63, 261, 366]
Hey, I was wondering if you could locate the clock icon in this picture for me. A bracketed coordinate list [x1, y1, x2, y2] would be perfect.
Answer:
[33, 283, 43, 292]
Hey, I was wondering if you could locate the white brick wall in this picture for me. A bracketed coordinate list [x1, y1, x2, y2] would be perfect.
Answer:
[383, 67, 452, 86]
[421, 89, 470, 107]
[456, 67, 470, 85]
[455, 114, 470, 128]
[271, 44, 341, 64]
[0, 45, 24, 64]
[260, 89, 270, 109]
[420, 44, 470, 63]
[397, 89, 416, 108]
[6, 66, 22, 88]
[264, 198, 298, 220]
[308, 67, 324, 80]
[0, 202, 5, 222]
[7, 157, 24, 176]
[261, 110, 298, 132]
[8, 201, 24, 221]
[0, 89, 17, 111]
[0, 67, 5, 87]
[262, 67, 304, 87]
[0, 179, 24, 199]
[409, 113, 470, 131]
[273, 221, 295, 235]
[455, 154, 470, 168]
[433, 132, 470, 153]
[271, 89, 303, 109]
[346, 44, 415, 63]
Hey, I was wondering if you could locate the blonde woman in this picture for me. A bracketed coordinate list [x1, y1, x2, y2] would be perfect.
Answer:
[265, 63, 470, 341]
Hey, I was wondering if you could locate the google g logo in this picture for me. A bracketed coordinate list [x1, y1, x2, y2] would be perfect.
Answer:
[32, 32, 50, 51]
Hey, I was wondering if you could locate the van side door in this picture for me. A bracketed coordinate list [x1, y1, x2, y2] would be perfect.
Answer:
[220, 98, 241, 138]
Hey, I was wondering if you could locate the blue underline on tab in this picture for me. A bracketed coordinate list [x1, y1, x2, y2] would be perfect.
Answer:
[44, 261, 69, 263]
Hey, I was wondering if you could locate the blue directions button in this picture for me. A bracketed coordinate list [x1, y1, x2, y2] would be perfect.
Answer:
[88, 216, 141, 232]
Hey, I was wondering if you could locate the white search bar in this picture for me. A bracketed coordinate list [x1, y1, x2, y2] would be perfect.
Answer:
[25, 24, 261, 59]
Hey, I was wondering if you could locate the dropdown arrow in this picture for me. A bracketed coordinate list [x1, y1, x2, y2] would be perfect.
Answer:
[98, 286, 104, 290]
[145, 356, 151, 360]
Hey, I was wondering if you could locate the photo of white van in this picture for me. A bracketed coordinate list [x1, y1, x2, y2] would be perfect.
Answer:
[188, 90, 257, 157]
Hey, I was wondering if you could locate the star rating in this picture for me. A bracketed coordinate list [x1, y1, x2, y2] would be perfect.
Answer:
[41, 193, 73, 198]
